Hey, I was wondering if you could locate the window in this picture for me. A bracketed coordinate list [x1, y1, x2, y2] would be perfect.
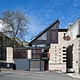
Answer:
[63, 53, 66, 55]
[63, 47, 66, 48]
[55, 57, 57, 59]
[55, 50, 56, 52]
[79, 48, 80, 50]
[63, 57, 66, 59]
[37, 44, 46, 47]
[59, 52, 61, 54]
[63, 60, 66, 62]
[64, 33, 66, 36]
[63, 50, 66, 52]
[59, 59, 61, 61]
[59, 55, 61, 57]
[37, 32, 47, 40]
[51, 24, 58, 29]
[32, 45, 36, 47]
[55, 60, 57, 62]
[59, 48, 61, 50]
[55, 53, 57, 55]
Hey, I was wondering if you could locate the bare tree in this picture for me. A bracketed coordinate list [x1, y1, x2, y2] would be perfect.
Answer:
[0, 10, 28, 47]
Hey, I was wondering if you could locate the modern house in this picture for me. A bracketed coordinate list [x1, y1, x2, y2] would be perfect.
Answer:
[26, 19, 68, 71]
[26, 18, 80, 73]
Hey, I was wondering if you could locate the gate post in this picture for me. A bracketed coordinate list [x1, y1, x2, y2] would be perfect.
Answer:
[28, 49, 32, 59]
[6, 47, 14, 63]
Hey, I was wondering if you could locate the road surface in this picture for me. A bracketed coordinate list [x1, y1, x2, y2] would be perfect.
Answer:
[0, 71, 79, 80]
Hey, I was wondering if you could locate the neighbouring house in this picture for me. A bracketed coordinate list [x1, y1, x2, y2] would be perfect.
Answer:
[0, 32, 20, 69]
[64, 18, 80, 73]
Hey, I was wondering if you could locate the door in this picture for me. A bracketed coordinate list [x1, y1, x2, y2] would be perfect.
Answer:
[44, 61, 48, 71]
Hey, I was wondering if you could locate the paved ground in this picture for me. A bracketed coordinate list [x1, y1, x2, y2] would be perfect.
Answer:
[0, 71, 79, 80]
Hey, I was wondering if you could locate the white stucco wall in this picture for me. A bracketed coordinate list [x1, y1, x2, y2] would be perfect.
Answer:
[66, 19, 80, 40]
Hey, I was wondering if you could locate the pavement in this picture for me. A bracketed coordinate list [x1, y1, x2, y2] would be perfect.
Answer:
[67, 73, 80, 79]
[0, 70, 79, 80]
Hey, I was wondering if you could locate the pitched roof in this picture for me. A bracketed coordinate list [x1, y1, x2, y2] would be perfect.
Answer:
[29, 19, 60, 45]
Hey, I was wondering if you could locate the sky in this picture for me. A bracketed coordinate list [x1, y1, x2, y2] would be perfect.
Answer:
[0, 0, 80, 42]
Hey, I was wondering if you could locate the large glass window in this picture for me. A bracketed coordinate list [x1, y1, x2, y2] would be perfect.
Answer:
[37, 32, 47, 40]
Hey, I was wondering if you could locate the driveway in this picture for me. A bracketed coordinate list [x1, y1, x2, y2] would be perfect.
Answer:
[0, 71, 79, 80]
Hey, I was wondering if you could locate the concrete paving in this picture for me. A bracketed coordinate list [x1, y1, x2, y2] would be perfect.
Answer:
[0, 71, 79, 80]
[67, 73, 80, 79]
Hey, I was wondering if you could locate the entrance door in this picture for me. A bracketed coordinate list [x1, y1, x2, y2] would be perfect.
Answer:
[44, 61, 48, 71]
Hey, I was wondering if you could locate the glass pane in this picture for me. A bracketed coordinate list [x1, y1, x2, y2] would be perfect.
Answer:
[37, 32, 47, 40]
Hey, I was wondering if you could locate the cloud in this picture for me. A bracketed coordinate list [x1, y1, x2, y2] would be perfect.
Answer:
[61, 16, 65, 19]
[26, 14, 46, 41]
[73, 0, 80, 7]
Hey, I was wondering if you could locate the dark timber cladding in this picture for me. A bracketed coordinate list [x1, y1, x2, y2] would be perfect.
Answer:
[29, 19, 60, 46]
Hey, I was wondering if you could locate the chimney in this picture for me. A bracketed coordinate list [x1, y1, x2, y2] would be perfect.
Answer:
[67, 23, 72, 30]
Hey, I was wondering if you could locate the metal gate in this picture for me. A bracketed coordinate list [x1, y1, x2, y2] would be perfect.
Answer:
[29, 59, 44, 71]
